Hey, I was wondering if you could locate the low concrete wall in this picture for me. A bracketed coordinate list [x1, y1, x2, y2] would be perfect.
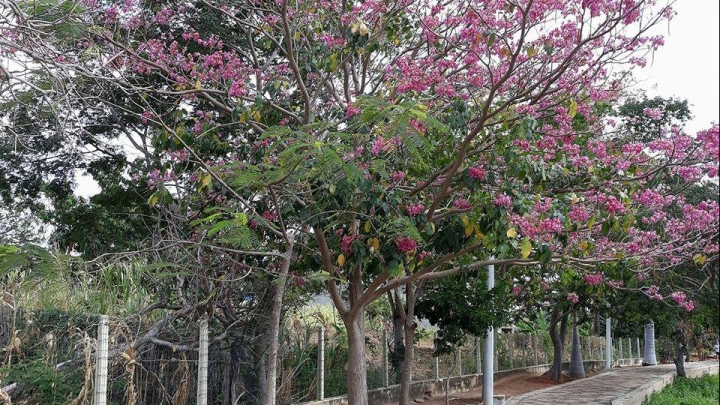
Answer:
[301, 360, 607, 405]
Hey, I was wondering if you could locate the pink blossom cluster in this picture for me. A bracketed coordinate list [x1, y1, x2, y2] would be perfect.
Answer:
[512, 285, 522, 296]
[493, 194, 513, 209]
[670, 292, 694, 311]
[341, 235, 358, 254]
[452, 198, 472, 210]
[417, 250, 433, 261]
[642, 107, 663, 120]
[583, 273, 603, 286]
[568, 204, 591, 223]
[396, 237, 418, 253]
[262, 210, 277, 222]
[566, 292, 579, 304]
[468, 166, 487, 180]
[391, 171, 406, 182]
[371, 137, 389, 156]
[406, 203, 425, 216]
[168, 149, 188, 163]
[539, 217, 563, 234]
[643, 285, 663, 301]
[147, 168, 173, 188]
[533, 198, 553, 214]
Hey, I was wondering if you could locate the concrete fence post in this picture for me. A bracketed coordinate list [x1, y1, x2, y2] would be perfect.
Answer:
[318, 326, 325, 399]
[643, 322, 658, 365]
[533, 333, 538, 366]
[456, 346, 462, 376]
[93, 315, 110, 405]
[197, 319, 209, 405]
[381, 328, 388, 387]
[636, 338, 641, 364]
[508, 333, 514, 369]
[475, 336, 482, 375]
[434, 332, 440, 380]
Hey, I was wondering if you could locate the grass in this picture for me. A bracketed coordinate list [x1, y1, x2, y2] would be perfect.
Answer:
[644, 373, 719, 405]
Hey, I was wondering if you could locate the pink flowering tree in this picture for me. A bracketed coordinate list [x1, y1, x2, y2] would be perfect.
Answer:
[3, 0, 719, 404]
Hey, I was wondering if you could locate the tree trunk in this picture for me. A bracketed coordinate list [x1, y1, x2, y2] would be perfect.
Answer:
[260, 243, 294, 405]
[568, 314, 585, 378]
[549, 308, 569, 382]
[344, 311, 369, 405]
[674, 339, 686, 377]
[388, 290, 405, 382]
[399, 284, 418, 405]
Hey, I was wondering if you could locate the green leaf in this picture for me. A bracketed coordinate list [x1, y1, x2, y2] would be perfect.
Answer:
[208, 220, 234, 237]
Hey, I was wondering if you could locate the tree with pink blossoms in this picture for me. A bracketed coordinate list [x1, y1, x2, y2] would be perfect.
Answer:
[3, 0, 719, 404]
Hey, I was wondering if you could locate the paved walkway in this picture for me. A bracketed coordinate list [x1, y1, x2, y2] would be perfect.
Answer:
[505, 360, 719, 405]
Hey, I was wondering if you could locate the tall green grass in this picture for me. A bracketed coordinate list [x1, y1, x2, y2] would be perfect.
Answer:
[644, 373, 719, 405]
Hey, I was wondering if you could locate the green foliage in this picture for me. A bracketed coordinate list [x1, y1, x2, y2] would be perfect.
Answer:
[644, 373, 719, 405]
[416, 272, 510, 355]
[3, 359, 83, 405]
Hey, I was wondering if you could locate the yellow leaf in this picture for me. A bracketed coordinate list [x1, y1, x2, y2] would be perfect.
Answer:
[507, 228, 517, 238]
[337, 254, 346, 267]
[568, 99, 578, 118]
[200, 174, 212, 190]
[364, 221, 371, 233]
[693, 253, 707, 265]
[587, 215, 596, 230]
[579, 240, 589, 251]
[148, 194, 159, 207]
[465, 224, 474, 238]
[358, 22, 368, 36]
[195, 79, 202, 90]
[521, 238, 532, 259]
[251, 110, 261, 121]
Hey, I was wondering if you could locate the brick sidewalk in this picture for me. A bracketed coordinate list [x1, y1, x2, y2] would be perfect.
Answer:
[505, 360, 719, 405]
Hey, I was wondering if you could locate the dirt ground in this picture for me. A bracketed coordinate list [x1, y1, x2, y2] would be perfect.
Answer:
[419, 370, 600, 405]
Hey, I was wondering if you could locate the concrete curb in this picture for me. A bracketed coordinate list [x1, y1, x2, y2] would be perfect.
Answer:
[610, 362, 719, 405]
[504, 369, 616, 405]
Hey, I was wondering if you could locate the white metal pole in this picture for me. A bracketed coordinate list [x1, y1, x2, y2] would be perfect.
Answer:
[475, 336, 482, 375]
[197, 320, 209, 405]
[318, 326, 326, 398]
[483, 260, 495, 405]
[604, 317, 612, 370]
[93, 315, 110, 405]
[381, 328, 388, 388]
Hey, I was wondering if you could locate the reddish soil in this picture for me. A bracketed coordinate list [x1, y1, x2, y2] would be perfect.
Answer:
[419, 370, 599, 405]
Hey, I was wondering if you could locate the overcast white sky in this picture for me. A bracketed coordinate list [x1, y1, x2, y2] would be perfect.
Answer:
[638, 0, 720, 133]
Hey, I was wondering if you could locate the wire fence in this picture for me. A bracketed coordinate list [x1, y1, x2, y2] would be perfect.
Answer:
[0, 309, 647, 405]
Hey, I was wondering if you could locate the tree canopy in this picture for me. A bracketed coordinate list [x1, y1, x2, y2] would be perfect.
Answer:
[1, 0, 719, 404]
